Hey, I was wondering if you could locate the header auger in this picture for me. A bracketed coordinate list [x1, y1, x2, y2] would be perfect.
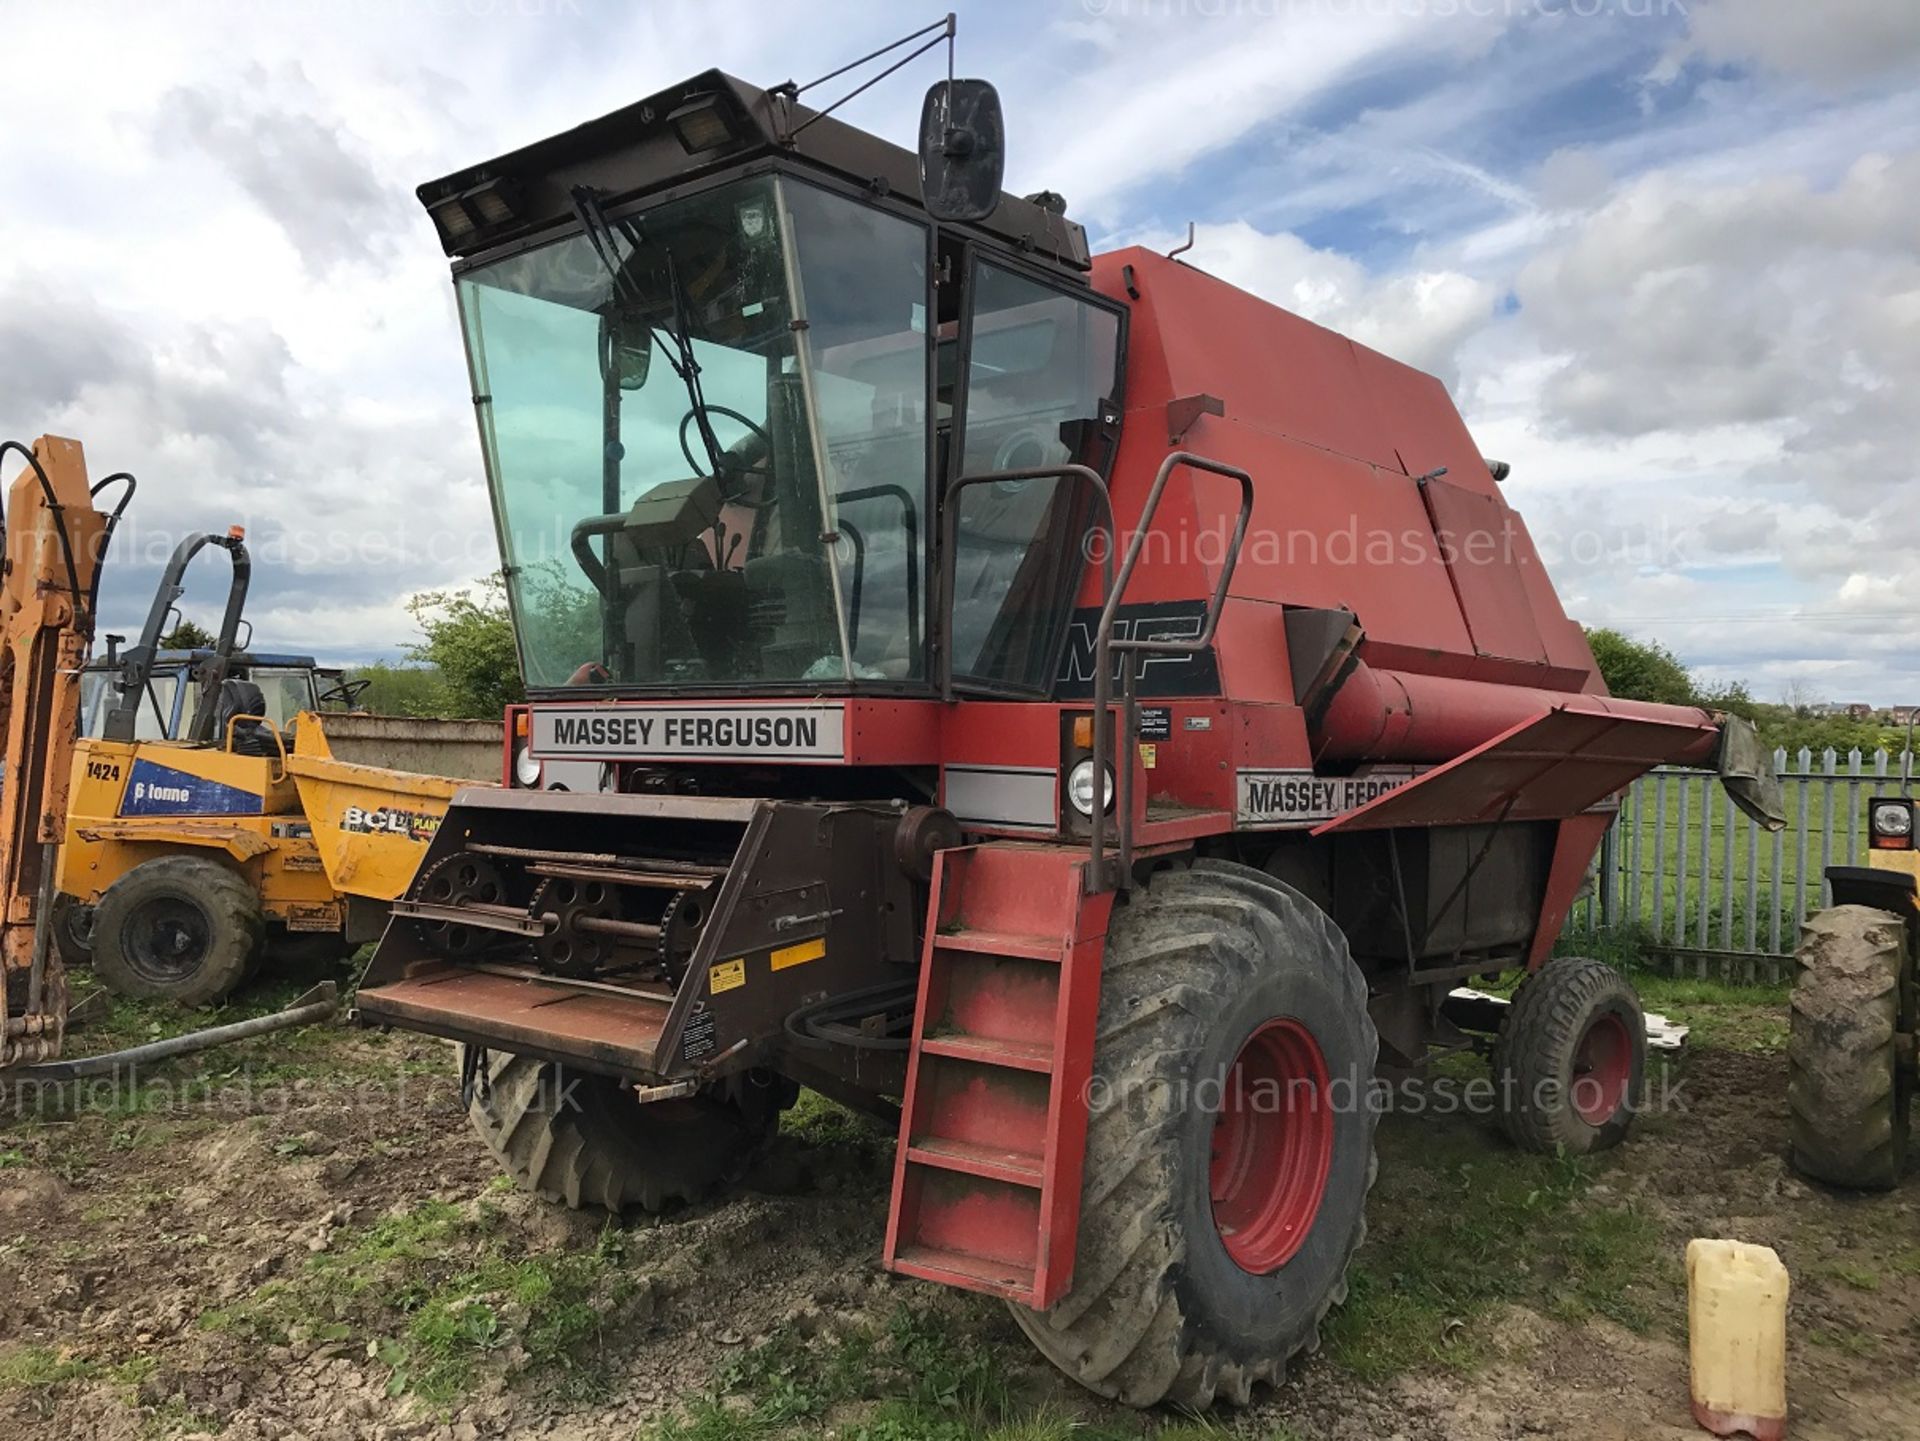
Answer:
[355, 42, 1785, 1408]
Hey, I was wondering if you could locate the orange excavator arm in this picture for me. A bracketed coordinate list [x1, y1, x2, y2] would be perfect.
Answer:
[0, 436, 124, 1065]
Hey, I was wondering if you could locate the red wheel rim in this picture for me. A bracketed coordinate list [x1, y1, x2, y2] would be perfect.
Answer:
[1209, 1018, 1334, 1274]
[1571, 1012, 1632, 1126]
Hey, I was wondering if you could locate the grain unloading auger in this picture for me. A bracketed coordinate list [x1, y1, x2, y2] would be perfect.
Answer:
[353, 40, 1786, 1408]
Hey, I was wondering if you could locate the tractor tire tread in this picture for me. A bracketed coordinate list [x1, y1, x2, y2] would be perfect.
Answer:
[92, 856, 262, 1007]
[1788, 905, 1910, 1190]
[1010, 857, 1376, 1409]
[462, 1049, 773, 1214]
[1493, 954, 1642, 1155]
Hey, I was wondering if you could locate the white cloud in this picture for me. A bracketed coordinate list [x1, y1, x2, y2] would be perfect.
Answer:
[2, 0, 1917, 707]
[1657, 0, 1920, 87]
[1123, 220, 1497, 384]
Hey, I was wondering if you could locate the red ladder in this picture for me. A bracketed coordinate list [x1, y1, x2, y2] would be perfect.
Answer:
[883, 843, 1114, 1307]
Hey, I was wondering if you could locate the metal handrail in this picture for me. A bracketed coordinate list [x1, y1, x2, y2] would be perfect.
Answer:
[936, 464, 1115, 703]
[934, 453, 1253, 893]
[1090, 451, 1255, 891]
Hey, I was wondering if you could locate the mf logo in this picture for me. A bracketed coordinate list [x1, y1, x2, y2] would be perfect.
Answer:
[1055, 600, 1221, 698]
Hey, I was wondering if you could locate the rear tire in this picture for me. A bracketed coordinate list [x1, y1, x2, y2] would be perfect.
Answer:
[462, 1048, 783, 1212]
[1790, 905, 1912, 1190]
[1494, 955, 1644, 1155]
[92, 856, 262, 1007]
[49, 893, 96, 969]
[1010, 859, 1378, 1409]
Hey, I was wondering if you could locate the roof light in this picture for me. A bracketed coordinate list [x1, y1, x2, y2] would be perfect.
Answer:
[668, 95, 737, 155]
[423, 177, 523, 252]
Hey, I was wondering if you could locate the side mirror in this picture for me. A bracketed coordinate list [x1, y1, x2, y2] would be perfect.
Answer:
[919, 79, 1005, 223]
[602, 312, 653, 391]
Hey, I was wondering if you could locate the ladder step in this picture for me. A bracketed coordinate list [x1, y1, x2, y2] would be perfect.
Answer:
[917, 1032, 1054, 1072]
[906, 1136, 1044, 1188]
[932, 929, 1065, 962]
[889, 1244, 1037, 1302]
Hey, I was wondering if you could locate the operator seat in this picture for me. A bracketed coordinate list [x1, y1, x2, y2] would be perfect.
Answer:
[218, 679, 280, 757]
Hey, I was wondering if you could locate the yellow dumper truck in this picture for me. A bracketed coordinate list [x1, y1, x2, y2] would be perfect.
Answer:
[60, 709, 498, 1006]
[54, 521, 500, 1007]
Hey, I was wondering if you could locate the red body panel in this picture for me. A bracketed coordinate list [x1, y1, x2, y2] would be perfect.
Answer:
[1312, 702, 1719, 834]
[1087, 248, 1599, 707]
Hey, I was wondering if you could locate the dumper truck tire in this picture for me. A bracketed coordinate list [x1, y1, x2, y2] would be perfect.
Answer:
[49, 893, 96, 969]
[92, 856, 263, 1008]
[1789, 905, 1912, 1190]
[1011, 858, 1378, 1409]
[1494, 955, 1644, 1155]
[462, 1048, 781, 1213]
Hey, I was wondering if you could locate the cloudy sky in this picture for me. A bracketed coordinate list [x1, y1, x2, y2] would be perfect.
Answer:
[2, 0, 1916, 701]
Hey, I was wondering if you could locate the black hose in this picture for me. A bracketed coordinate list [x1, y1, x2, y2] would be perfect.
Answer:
[783, 979, 918, 1052]
[86, 472, 137, 615]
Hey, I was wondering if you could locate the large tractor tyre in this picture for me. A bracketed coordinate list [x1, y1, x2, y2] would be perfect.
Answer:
[1790, 905, 1912, 1190]
[462, 1048, 783, 1213]
[1012, 859, 1378, 1409]
[92, 856, 263, 1008]
[48, 893, 96, 969]
[1494, 955, 1645, 1155]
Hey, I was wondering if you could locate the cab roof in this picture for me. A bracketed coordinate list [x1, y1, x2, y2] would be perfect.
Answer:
[416, 69, 1090, 274]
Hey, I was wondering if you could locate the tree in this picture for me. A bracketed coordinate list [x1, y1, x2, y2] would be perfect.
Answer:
[1584, 628, 1695, 706]
[160, 618, 216, 651]
[405, 576, 523, 721]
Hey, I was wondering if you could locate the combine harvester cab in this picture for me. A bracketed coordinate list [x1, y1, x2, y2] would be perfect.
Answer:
[354, 48, 1785, 1409]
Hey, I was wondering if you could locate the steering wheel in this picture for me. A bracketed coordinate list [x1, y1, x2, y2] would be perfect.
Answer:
[319, 677, 372, 709]
[679, 405, 773, 494]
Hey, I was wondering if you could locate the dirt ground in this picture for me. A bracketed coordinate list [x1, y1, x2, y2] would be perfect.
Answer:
[0, 973, 1914, 1441]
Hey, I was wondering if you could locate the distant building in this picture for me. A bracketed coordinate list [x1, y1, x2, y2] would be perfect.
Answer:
[1845, 703, 1875, 722]
[1888, 706, 1918, 727]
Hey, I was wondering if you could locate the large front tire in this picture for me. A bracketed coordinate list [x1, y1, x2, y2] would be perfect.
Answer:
[92, 856, 262, 1007]
[1011, 859, 1378, 1409]
[462, 1048, 783, 1212]
[1790, 905, 1912, 1190]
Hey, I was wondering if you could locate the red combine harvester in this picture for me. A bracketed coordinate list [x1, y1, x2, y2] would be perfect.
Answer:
[355, 55, 1783, 1406]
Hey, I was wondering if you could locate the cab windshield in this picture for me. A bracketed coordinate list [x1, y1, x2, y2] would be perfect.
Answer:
[249, 666, 322, 727]
[459, 175, 930, 690]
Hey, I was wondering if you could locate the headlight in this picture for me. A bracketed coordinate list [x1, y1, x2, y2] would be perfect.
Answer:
[1870, 801, 1912, 838]
[1066, 758, 1114, 817]
[514, 743, 543, 788]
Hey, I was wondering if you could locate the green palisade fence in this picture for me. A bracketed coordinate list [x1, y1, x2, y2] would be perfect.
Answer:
[1568, 748, 1911, 985]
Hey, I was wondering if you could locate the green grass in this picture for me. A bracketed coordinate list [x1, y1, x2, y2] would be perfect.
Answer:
[1821, 1262, 1882, 1293]
[0, 1344, 98, 1390]
[649, 1304, 1202, 1441]
[199, 1197, 635, 1407]
[0, 1345, 170, 1402]
[1322, 1123, 1664, 1381]
[646, 1295, 1316, 1440]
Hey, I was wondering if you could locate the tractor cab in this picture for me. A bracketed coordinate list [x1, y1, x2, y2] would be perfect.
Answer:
[77, 650, 351, 741]
[439, 71, 1124, 698]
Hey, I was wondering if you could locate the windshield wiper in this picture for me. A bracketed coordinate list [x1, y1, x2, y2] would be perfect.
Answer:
[567, 186, 727, 479]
